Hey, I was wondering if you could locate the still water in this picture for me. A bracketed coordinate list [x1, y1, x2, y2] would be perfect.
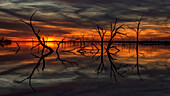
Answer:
[0, 42, 170, 95]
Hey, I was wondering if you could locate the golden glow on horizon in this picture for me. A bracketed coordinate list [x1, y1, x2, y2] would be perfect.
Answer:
[45, 37, 57, 41]
[1, 20, 170, 41]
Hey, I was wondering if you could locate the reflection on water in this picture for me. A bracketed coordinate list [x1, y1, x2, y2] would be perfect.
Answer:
[0, 42, 170, 93]
[0, 41, 11, 48]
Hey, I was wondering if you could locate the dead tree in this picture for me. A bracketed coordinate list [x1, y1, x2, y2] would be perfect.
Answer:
[128, 17, 143, 80]
[95, 25, 107, 74]
[95, 18, 127, 80]
[106, 18, 126, 80]
[56, 39, 78, 67]
[15, 41, 20, 54]
[14, 11, 54, 91]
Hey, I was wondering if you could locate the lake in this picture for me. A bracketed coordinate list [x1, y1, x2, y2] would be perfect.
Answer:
[0, 41, 170, 96]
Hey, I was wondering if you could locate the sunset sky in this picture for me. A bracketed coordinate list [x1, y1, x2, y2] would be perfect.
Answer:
[0, 0, 169, 41]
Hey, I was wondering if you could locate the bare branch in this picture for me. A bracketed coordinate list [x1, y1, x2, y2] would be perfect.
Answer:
[15, 42, 20, 54]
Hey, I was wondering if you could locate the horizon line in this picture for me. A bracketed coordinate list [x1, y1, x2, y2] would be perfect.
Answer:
[11, 40, 170, 42]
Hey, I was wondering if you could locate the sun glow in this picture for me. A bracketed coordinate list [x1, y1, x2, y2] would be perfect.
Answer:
[45, 37, 58, 41]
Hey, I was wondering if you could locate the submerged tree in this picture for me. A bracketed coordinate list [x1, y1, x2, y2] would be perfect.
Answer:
[95, 18, 127, 80]
[56, 39, 78, 67]
[14, 11, 54, 91]
[128, 17, 144, 80]
[95, 25, 107, 73]
[106, 18, 126, 80]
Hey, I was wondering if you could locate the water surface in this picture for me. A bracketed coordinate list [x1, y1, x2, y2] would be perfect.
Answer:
[0, 42, 170, 95]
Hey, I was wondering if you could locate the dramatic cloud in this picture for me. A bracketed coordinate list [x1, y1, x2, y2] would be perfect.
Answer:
[0, 0, 169, 41]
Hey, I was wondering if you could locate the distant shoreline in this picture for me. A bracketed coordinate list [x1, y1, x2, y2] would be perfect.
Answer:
[11, 41, 170, 44]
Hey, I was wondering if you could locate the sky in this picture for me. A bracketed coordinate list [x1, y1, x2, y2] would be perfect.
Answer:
[0, 0, 170, 41]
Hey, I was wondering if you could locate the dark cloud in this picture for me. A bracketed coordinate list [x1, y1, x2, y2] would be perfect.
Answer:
[0, 0, 169, 40]
[0, 21, 28, 31]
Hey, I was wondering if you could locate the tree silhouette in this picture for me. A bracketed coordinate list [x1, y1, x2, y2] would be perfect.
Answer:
[14, 11, 54, 91]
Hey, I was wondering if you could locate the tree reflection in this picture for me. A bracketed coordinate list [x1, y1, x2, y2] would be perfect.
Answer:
[56, 40, 78, 67]
[128, 17, 144, 80]
[12, 13, 149, 92]
[15, 42, 20, 54]
[94, 18, 147, 80]
[0, 38, 11, 47]
[14, 11, 54, 91]
[95, 25, 107, 73]
[95, 18, 126, 80]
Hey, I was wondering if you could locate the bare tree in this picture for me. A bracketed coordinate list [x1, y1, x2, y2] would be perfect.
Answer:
[128, 17, 143, 80]
[14, 11, 54, 91]
[95, 25, 107, 73]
